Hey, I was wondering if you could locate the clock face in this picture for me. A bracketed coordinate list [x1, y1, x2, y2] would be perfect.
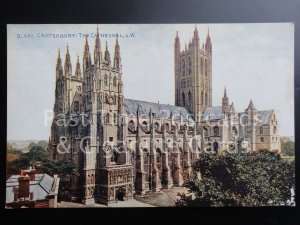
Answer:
[107, 95, 114, 104]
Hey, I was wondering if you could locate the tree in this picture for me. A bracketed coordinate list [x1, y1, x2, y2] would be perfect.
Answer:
[281, 140, 295, 156]
[6, 143, 48, 177]
[176, 149, 295, 207]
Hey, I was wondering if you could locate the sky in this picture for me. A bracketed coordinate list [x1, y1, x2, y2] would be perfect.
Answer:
[7, 24, 294, 140]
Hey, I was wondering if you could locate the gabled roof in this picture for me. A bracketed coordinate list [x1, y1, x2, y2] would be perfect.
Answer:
[6, 174, 55, 203]
[257, 110, 274, 125]
[125, 99, 193, 121]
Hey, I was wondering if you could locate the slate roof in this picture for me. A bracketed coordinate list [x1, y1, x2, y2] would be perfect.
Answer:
[240, 110, 274, 125]
[201, 106, 274, 125]
[125, 99, 193, 121]
[201, 106, 223, 121]
[6, 174, 54, 203]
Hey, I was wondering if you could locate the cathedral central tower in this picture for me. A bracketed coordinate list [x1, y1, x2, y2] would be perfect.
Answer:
[174, 26, 212, 121]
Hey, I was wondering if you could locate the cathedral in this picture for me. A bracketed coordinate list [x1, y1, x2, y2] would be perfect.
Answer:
[48, 26, 281, 205]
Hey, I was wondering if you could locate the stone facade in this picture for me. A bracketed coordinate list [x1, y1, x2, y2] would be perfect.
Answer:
[48, 26, 281, 205]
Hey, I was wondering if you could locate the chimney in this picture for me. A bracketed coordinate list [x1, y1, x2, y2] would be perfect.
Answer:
[23, 167, 36, 181]
[18, 170, 30, 200]
[35, 161, 42, 173]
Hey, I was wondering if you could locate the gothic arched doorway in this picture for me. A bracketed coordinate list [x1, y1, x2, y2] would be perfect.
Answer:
[116, 187, 126, 201]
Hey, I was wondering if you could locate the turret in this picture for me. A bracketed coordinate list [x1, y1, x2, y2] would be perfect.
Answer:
[246, 99, 257, 115]
[228, 102, 235, 113]
[104, 41, 111, 66]
[75, 55, 82, 79]
[56, 49, 63, 79]
[113, 36, 122, 70]
[205, 28, 212, 55]
[83, 37, 92, 72]
[222, 87, 229, 114]
[174, 31, 181, 105]
[192, 24, 199, 48]
[94, 26, 102, 67]
[64, 44, 72, 77]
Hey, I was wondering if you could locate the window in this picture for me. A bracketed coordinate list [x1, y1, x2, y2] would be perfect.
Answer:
[261, 137, 264, 142]
[109, 137, 113, 142]
[156, 149, 162, 163]
[181, 80, 186, 88]
[260, 126, 263, 134]
[213, 126, 219, 136]
[182, 92, 185, 106]
[113, 113, 117, 124]
[203, 127, 208, 136]
[106, 112, 110, 124]
[113, 76, 117, 87]
[188, 57, 192, 75]
[111, 150, 119, 164]
[200, 58, 203, 74]
[273, 126, 277, 134]
[232, 126, 237, 135]
[201, 92, 203, 105]
[205, 59, 207, 76]
[104, 75, 108, 86]
[182, 59, 185, 76]
[142, 121, 148, 130]
[205, 93, 208, 105]
[188, 91, 192, 106]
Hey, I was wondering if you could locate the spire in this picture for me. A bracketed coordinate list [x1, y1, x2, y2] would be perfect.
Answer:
[246, 99, 256, 110]
[193, 24, 199, 47]
[83, 37, 91, 71]
[205, 27, 212, 55]
[104, 41, 111, 66]
[56, 49, 63, 78]
[224, 86, 228, 98]
[229, 102, 235, 113]
[113, 35, 121, 69]
[94, 25, 102, 67]
[64, 43, 72, 76]
[222, 86, 229, 114]
[75, 54, 82, 79]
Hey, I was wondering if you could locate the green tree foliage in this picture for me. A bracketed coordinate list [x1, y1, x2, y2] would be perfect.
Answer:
[6, 142, 77, 179]
[176, 149, 295, 207]
[281, 140, 295, 156]
[42, 160, 78, 177]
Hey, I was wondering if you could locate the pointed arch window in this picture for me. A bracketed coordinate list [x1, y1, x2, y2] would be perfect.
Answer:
[182, 59, 185, 76]
[205, 59, 207, 76]
[188, 91, 192, 106]
[106, 112, 110, 124]
[213, 126, 219, 136]
[188, 57, 192, 75]
[232, 126, 237, 135]
[156, 148, 162, 163]
[111, 149, 119, 164]
[200, 58, 203, 74]
[203, 126, 208, 136]
[113, 76, 117, 87]
[182, 92, 185, 106]
[273, 126, 277, 134]
[260, 126, 264, 134]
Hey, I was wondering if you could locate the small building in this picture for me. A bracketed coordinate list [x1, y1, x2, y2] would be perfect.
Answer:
[6, 167, 60, 208]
